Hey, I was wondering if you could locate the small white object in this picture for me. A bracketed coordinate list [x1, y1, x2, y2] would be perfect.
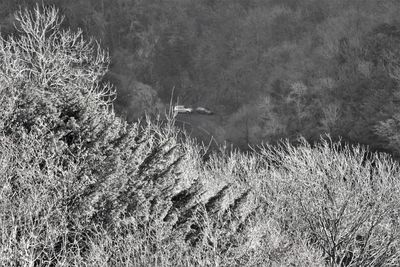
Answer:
[173, 105, 193, 114]
[195, 107, 213, 115]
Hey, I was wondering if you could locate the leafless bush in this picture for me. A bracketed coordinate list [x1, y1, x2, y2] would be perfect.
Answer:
[260, 137, 400, 266]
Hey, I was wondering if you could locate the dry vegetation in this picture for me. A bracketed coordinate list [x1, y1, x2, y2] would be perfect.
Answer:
[1, 6, 400, 266]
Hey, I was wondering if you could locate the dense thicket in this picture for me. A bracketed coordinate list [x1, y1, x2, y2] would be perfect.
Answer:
[2, 6, 400, 266]
[2, 0, 400, 154]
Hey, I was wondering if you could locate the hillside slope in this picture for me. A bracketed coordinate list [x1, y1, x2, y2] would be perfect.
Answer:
[1, 6, 400, 267]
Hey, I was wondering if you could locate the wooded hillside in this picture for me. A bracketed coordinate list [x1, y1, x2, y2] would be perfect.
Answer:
[2, 0, 400, 153]
[2, 6, 400, 266]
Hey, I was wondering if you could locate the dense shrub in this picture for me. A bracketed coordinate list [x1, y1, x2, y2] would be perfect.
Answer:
[259, 138, 400, 266]
[2, 5, 400, 267]
[0, 5, 191, 265]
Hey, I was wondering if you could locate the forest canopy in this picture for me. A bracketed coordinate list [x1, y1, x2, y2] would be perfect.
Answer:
[2, 0, 400, 155]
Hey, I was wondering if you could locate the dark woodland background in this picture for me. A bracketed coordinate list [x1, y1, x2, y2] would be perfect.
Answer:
[3, 0, 400, 154]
